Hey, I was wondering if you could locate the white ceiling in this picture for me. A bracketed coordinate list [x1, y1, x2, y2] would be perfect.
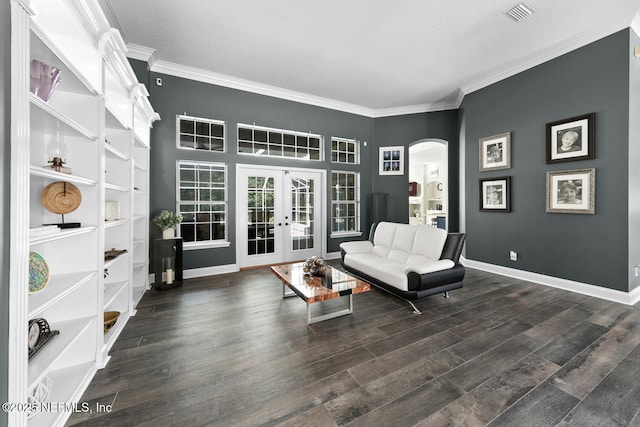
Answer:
[99, 0, 640, 117]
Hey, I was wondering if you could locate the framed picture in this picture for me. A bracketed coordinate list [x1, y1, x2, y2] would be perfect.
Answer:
[379, 146, 404, 175]
[479, 132, 511, 171]
[546, 113, 595, 163]
[479, 176, 511, 212]
[546, 168, 595, 214]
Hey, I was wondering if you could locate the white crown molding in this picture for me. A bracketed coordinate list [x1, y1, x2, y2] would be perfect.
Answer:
[126, 43, 156, 64]
[125, 44, 461, 118]
[151, 59, 379, 117]
[631, 11, 640, 37]
[462, 257, 640, 305]
[123, 15, 634, 118]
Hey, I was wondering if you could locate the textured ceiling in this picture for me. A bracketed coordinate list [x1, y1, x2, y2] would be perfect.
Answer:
[99, 0, 640, 116]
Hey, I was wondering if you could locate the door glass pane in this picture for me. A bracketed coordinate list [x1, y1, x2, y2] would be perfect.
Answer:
[247, 176, 275, 255]
[291, 177, 315, 251]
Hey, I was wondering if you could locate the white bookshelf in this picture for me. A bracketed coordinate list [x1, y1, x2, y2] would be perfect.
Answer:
[9, 1, 159, 425]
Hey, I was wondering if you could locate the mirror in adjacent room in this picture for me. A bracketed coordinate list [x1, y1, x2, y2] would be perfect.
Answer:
[408, 139, 448, 230]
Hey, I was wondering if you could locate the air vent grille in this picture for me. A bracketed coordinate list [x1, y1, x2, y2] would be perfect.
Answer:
[505, 3, 535, 22]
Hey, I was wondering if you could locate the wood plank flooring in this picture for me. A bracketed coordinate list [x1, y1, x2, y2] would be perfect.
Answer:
[66, 262, 640, 426]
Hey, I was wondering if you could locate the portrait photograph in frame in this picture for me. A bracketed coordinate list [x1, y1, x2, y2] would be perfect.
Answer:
[479, 176, 511, 212]
[479, 132, 511, 171]
[379, 146, 404, 175]
[546, 113, 595, 164]
[546, 168, 595, 214]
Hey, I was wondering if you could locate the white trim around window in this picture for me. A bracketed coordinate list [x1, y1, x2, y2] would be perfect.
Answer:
[176, 160, 230, 248]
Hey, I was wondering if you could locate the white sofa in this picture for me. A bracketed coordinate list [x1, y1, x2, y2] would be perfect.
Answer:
[340, 222, 465, 300]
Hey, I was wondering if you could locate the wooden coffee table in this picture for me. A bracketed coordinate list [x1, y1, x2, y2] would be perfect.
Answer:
[270, 262, 370, 324]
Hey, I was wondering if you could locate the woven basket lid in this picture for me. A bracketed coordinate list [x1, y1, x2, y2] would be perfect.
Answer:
[40, 181, 82, 214]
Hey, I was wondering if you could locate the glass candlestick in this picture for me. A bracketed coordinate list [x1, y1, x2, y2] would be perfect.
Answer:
[163, 257, 175, 285]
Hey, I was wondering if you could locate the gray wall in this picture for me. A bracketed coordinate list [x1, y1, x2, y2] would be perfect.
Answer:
[373, 110, 460, 230]
[139, 67, 376, 268]
[134, 63, 462, 269]
[1, 0, 10, 424]
[628, 28, 640, 292]
[463, 30, 631, 291]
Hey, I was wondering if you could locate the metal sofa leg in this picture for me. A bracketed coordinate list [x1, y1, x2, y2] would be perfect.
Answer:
[443, 292, 449, 298]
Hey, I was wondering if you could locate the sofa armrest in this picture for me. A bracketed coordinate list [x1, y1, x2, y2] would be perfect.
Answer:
[340, 241, 374, 254]
[404, 259, 455, 275]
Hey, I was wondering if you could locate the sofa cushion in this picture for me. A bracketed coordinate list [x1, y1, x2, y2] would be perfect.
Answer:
[372, 222, 448, 262]
[343, 252, 410, 291]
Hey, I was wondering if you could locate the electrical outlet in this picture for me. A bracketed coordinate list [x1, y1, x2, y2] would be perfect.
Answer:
[635, 265, 640, 277]
[510, 251, 518, 261]
[156, 77, 163, 86]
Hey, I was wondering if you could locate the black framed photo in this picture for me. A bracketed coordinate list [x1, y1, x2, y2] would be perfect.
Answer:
[546, 113, 595, 163]
[546, 168, 595, 214]
[479, 132, 511, 171]
[480, 176, 511, 212]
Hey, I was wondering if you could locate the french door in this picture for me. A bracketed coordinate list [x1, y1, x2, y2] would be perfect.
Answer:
[236, 165, 325, 268]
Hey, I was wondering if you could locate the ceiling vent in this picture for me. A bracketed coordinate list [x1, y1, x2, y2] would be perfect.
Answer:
[505, 3, 536, 22]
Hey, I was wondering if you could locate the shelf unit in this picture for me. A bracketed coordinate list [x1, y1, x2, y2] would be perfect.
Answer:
[9, 1, 159, 426]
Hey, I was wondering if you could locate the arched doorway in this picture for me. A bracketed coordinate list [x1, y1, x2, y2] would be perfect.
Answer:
[408, 139, 448, 230]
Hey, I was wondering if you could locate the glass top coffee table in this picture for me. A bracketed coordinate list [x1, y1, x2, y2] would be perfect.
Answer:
[270, 262, 371, 324]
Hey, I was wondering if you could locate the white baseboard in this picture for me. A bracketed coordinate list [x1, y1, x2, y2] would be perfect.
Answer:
[184, 264, 240, 279]
[461, 257, 640, 306]
[149, 264, 240, 284]
[325, 251, 342, 260]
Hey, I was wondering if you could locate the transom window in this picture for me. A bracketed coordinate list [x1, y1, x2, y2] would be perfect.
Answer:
[177, 161, 228, 246]
[331, 171, 360, 234]
[177, 115, 225, 152]
[331, 137, 359, 164]
[237, 124, 322, 160]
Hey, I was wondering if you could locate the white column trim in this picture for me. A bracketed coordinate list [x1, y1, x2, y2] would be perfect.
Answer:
[9, 2, 33, 425]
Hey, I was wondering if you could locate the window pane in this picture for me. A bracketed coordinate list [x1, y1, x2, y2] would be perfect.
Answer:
[180, 120, 194, 134]
[212, 124, 224, 138]
[239, 127, 253, 141]
[196, 121, 209, 136]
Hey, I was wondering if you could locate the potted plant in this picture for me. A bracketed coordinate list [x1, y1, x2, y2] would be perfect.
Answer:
[153, 210, 183, 239]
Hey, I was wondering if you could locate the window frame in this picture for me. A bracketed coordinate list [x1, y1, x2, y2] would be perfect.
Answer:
[176, 160, 230, 249]
[176, 114, 226, 153]
[331, 137, 360, 165]
[330, 170, 361, 238]
[237, 123, 323, 161]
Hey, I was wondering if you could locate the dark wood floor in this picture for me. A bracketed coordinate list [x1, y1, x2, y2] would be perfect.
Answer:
[67, 261, 640, 426]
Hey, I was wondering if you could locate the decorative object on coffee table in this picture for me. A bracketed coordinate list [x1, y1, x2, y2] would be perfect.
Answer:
[303, 256, 327, 276]
[153, 209, 182, 239]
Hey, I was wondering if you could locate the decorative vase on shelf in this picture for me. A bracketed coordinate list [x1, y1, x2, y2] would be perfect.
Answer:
[162, 228, 175, 239]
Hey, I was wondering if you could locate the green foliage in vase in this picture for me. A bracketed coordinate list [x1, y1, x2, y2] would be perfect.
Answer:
[153, 210, 183, 230]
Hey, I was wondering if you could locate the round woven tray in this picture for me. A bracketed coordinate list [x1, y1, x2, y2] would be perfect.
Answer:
[40, 181, 81, 214]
